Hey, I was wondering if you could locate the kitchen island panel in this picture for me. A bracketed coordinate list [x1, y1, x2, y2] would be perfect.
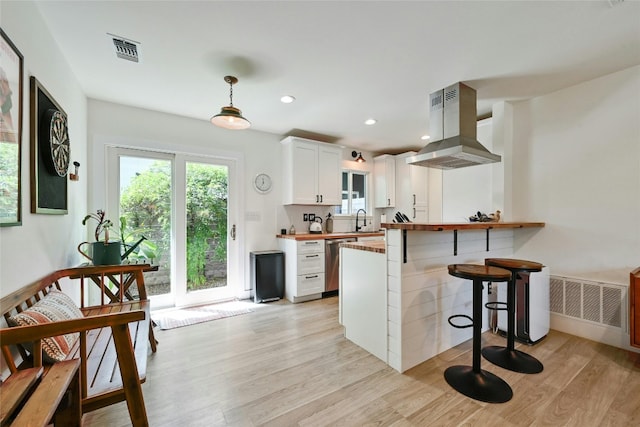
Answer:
[387, 228, 514, 372]
[403, 229, 514, 270]
[340, 246, 387, 362]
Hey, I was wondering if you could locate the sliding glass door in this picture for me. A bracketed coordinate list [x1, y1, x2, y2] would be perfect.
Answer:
[107, 147, 239, 308]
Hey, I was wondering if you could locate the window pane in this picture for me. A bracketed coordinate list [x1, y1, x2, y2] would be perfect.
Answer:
[337, 171, 368, 215]
[186, 162, 228, 292]
[352, 172, 366, 212]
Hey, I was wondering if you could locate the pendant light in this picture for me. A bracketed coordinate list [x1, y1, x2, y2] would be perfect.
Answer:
[210, 75, 251, 130]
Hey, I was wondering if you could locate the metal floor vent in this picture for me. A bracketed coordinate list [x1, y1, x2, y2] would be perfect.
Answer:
[550, 275, 626, 330]
[110, 35, 140, 63]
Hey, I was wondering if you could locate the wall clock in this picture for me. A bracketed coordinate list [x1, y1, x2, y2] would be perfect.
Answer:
[253, 173, 272, 193]
[43, 108, 70, 177]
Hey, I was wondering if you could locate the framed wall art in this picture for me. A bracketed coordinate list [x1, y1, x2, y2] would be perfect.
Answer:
[30, 76, 69, 214]
[0, 28, 24, 226]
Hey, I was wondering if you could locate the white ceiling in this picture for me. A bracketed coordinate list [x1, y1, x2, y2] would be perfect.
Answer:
[35, 0, 640, 154]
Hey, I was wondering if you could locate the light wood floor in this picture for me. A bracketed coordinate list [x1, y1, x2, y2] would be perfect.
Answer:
[83, 296, 640, 426]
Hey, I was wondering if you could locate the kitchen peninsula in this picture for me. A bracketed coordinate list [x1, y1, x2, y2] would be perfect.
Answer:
[339, 221, 544, 373]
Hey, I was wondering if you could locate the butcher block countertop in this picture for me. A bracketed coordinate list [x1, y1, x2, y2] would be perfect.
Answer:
[276, 231, 385, 241]
[340, 240, 386, 254]
[382, 221, 545, 231]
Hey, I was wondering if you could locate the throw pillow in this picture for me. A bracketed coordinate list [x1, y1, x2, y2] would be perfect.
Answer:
[7, 290, 83, 363]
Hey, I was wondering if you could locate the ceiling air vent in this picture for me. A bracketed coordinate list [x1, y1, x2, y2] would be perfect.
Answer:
[108, 34, 141, 63]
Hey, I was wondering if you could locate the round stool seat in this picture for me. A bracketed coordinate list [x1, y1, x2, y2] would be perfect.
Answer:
[485, 258, 543, 273]
[482, 258, 544, 374]
[444, 264, 513, 403]
[448, 264, 512, 282]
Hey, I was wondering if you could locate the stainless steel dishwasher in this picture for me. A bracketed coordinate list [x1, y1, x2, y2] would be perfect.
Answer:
[325, 237, 356, 295]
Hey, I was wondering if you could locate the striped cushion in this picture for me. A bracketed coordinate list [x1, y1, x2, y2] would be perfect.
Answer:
[7, 290, 83, 363]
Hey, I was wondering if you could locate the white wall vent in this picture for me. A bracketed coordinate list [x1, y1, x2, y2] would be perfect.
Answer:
[550, 275, 626, 330]
[108, 33, 141, 63]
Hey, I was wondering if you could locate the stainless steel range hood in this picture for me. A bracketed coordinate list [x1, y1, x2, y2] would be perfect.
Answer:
[407, 82, 501, 169]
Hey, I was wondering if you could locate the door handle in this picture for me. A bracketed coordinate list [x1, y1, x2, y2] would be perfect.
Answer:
[231, 224, 236, 241]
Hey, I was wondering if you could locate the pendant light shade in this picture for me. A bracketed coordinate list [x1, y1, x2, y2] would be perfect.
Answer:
[211, 75, 251, 130]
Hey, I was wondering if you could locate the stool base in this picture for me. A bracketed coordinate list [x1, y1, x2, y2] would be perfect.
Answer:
[482, 346, 543, 374]
[444, 365, 513, 403]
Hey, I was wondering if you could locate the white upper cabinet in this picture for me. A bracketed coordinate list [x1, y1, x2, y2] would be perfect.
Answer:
[374, 154, 396, 208]
[395, 152, 428, 222]
[281, 136, 342, 205]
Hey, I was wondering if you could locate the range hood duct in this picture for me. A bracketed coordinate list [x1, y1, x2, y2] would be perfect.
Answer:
[407, 82, 501, 169]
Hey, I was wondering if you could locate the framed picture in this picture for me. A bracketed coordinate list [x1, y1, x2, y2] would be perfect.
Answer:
[30, 76, 69, 214]
[0, 28, 24, 226]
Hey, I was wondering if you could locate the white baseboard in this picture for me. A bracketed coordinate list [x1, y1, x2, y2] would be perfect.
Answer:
[550, 313, 639, 353]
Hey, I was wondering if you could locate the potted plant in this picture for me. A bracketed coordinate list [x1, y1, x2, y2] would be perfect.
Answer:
[78, 209, 122, 265]
[118, 215, 158, 261]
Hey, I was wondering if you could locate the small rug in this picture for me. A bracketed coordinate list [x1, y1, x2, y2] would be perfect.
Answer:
[152, 300, 254, 330]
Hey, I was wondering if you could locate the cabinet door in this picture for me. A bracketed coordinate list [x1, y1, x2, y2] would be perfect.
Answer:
[317, 145, 342, 205]
[298, 273, 325, 296]
[297, 252, 324, 275]
[289, 140, 318, 204]
[374, 155, 395, 208]
[410, 162, 428, 222]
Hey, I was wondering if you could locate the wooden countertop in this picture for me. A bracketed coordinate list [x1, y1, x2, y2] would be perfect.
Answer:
[382, 221, 545, 231]
[276, 231, 385, 241]
[340, 240, 386, 254]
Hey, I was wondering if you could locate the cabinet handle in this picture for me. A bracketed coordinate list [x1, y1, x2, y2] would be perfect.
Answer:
[387, 198, 391, 206]
[305, 275, 319, 279]
[413, 208, 416, 219]
[305, 254, 319, 258]
[413, 194, 416, 205]
[304, 241, 319, 245]
[316, 195, 319, 203]
[320, 194, 323, 203]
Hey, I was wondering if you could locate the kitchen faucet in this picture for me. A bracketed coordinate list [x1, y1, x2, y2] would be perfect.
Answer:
[355, 209, 367, 232]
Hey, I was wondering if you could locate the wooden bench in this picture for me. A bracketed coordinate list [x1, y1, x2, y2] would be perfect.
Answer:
[1, 265, 157, 426]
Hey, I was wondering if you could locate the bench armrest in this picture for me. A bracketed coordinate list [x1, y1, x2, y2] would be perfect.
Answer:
[67, 265, 152, 305]
[0, 310, 146, 346]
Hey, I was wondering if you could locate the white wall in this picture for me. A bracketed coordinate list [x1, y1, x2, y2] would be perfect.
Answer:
[0, 1, 88, 295]
[511, 65, 640, 285]
[87, 99, 284, 294]
[441, 118, 495, 221]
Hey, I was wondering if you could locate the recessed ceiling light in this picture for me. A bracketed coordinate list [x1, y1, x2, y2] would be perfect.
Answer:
[280, 95, 296, 104]
[364, 118, 377, 125]
[421, 135, 430, 140]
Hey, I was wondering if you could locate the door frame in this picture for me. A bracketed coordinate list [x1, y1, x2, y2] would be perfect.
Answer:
[102, 142, 245, 309]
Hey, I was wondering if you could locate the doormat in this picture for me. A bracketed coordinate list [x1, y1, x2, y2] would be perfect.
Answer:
[152, 300, 254, 330]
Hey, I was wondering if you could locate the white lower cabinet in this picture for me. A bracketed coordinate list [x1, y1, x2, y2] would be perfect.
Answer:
[278, 239, 325, 303]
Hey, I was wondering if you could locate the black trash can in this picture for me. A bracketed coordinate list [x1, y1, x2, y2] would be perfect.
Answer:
[250, 250, 285, 303]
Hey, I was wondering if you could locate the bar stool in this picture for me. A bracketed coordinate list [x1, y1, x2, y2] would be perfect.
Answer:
[483, 258, 544, 374]
[445, 264, 513, 403]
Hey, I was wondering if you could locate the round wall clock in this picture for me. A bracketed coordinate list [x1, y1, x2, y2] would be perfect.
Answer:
[43, 109, 70, 177]
[253, 173, 272, 193]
